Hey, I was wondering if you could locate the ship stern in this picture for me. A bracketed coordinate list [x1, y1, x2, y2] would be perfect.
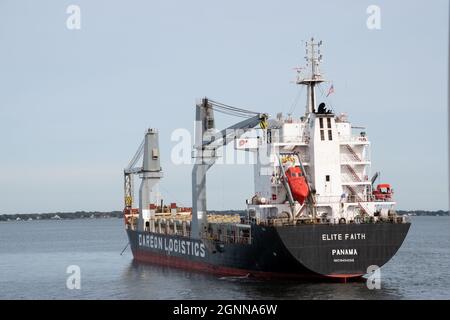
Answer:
[274, 222, 411, 278]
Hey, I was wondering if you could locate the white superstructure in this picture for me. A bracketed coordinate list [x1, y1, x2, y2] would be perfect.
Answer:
[246, 38, 395, 224]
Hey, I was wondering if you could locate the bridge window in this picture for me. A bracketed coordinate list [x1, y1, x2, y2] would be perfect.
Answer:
[319, 118, 324, 128]
[320, 130, 325, 141]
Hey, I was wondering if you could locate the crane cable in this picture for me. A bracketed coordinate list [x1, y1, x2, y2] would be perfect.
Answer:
[287, 85, 305, 116]
[126, 139, 145, 171]
[208, 99, 260, 114]
[207, 99, 260, 118]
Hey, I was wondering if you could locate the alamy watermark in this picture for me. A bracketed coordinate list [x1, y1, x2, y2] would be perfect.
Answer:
[170, 124, 275, 171]
[366, 265, 381, 289]
[66, 5, 81, 30]
[366, 5, 381, 30]
[66, 265, 81, 290]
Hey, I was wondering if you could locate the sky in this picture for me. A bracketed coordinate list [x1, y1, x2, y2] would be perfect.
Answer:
[0, 0, 448, 214]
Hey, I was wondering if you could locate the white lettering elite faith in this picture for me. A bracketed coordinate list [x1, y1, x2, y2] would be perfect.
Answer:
[322, 233, 366, 241]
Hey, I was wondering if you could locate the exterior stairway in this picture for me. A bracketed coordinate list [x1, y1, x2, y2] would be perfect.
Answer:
[345, 164, 361, 182]
[346, 185, 363, 202]
[345, 144, 361, 161]
[358, 202, 373, 216]
[346, 186, 373, 216]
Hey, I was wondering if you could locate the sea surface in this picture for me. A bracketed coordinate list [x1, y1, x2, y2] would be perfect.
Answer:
[0, 216, 449, 300]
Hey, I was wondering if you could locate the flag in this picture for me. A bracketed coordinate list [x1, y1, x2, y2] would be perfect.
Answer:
[326, 84, 335, 97]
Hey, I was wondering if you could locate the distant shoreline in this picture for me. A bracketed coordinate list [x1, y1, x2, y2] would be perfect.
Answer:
[0, 209, 448, 222]
[0, 211, 124, 222]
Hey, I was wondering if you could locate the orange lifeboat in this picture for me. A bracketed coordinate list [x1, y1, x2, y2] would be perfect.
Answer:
[372, 183, 393, 201]
[285, 166, 309, 205]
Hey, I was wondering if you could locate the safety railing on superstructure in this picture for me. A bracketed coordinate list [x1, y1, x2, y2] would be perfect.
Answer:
[273, 136, 310, 145]
[340, 171, 370, 183]
[339, 136, 370, 144]
[278, 153, 310, 163]
[315, 194, 392, 203]
[249, 214, 407, 226]
[340, 151, 370, 163]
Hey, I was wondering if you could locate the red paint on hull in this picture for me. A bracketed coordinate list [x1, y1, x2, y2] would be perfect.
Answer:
[132, 249, 362, 281]
[325, 274, 364, 279]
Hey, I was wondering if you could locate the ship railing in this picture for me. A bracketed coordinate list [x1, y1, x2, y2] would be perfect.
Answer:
[315, 195, 378, 203]
[255, 217, 298, 226]
[339, 136, 370, 144]
[274, 136, 310, 145]
[341, 175, 370, 183]
[252, 215, 407, 226]
[126, 221, 137, 230]
[315, 196, 343, 204]
[253, 217, 324, 226]
[348, 194, 396, 203]
[276, 153, 310, 164]
[345, 195, 375, 203]
[202, 232, 252, 245]
[140, 226, 192, 237]
[314, 194, 396, 204]
[340, 154, 370, 163]
[151, 227, 191, 237]
[174, 230, 191, 237]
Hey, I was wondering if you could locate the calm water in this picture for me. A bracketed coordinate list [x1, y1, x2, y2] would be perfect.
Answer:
[0, 216, 449, 299]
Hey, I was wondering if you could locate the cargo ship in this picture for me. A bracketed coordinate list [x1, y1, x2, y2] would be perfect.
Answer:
[123, 39, 410, 280]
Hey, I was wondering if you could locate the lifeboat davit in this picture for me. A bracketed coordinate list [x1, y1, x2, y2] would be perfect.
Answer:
[285, 166, 309, 205]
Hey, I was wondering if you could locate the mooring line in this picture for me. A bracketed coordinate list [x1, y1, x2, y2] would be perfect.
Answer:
[120, 242, 129, 255]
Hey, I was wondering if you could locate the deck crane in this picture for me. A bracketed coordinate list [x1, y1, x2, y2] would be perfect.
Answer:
[191, 97, 268, 239]
[123, 139, 144, 211]
[124, 129, 163, 231]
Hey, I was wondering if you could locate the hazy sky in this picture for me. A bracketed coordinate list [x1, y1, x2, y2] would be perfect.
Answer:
[0, 0, 448, 214]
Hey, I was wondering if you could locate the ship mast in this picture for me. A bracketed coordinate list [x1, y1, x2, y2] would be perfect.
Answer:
[296, 38, 325, 116]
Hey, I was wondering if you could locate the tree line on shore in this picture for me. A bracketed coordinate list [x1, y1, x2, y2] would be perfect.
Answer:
[0, 211, 123, 221]
[0, 209, 447, 222]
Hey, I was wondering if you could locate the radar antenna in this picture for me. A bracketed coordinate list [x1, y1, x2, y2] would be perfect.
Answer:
[296, 38, 326, 115]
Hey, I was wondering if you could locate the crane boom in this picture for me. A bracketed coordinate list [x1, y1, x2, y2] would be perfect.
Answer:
[191, 97, 268, 239]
